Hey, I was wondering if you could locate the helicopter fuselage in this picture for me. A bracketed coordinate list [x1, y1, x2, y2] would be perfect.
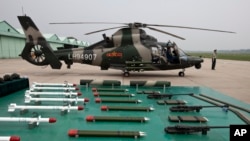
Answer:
[54, 28, 203, 74]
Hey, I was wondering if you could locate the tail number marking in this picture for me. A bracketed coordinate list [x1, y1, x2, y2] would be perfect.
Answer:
[69, 54, 97, 60]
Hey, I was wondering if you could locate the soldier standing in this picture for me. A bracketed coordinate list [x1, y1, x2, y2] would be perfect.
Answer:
[212, 49, 217, 70]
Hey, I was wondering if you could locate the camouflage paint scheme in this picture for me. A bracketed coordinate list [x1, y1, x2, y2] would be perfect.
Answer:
[18, 16, 203, 76]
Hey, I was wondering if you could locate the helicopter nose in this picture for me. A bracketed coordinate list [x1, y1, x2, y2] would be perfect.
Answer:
[181, 56, 203, 69]
[192, 56, 203, 63]
[198, 57, 204, 63]
[194, 57, 203, 69]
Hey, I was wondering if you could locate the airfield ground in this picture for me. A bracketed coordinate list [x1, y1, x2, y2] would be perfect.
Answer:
[0, 58, 249, 104]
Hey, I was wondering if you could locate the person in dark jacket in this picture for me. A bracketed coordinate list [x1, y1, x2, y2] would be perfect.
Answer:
[212, 49, 217, 70]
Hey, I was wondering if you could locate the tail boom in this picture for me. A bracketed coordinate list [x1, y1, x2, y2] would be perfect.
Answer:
[18, 16, 62, 69]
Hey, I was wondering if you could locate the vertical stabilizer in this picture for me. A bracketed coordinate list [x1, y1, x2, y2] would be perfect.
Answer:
[18, 16, 62, 69]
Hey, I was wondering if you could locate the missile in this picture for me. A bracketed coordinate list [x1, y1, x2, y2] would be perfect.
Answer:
[92, 88, 128, 92]
[0, 136, 20, 141]
[33, 82, 77, 87]
[24, 95, 89, 104]
[25, 90, 82, 97]
[0, 116, 56, 126]
[101, 105, 154, 111]
[30, 86, 79, 91]
[8, 103, 84, 113]
[68, 129, 146, 138]
[85, 115, 150, 122]
[95, 98, 142, 104]
[93, 92, 135, 97]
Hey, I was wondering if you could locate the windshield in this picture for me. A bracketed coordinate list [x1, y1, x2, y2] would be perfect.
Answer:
[178, 47, 187, 57]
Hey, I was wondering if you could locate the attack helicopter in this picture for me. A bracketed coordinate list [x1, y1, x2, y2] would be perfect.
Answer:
[17, 15, 235, 77]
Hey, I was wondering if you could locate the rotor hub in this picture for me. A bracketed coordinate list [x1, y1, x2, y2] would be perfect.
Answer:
[34, 49, 43, 57]
[129, 22, 147, 28]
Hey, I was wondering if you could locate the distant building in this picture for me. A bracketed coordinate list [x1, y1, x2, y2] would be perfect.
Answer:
[0, 20, 89, 59]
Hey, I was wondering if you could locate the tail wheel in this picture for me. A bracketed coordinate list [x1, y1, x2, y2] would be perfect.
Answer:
[27, 44, 49, 66]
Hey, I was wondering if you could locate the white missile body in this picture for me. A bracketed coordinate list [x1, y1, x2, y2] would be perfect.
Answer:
[30, 86, 78, 91]
[0, 136, 20, 141]
[25, 90, 81, 97]
[24, 95, 88, 104]
[8, 103, 83, 112]
[0, 116, 56, 126]
[33, 82, 76, 87]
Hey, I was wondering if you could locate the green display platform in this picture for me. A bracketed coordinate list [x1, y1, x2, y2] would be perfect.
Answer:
[0, 85, 249, 141]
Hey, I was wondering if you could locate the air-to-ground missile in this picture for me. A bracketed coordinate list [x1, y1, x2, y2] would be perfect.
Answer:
[24, 95, 89, 104]
[92, 88, 128, 92]
[95, 98, 142, 104]
[0, 115, 56, 127]
[101, 105, 154, 111]
[8, 103, 84, 113]
[30, 86, 79, 91]
[68, 129, 146, 138]
[32, 82, 77, 87]
[85, 115, 149, 122]
[25, 90, 82, 97]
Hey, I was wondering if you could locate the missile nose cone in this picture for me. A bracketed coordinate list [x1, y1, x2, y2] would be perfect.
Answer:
[101, 105, 108, 111]
[92, 88, 97, 92]
[77, 92, 82, 96]
[93, 92, 99, 97]
[75, 87, 79, 90]
[49, 117, 57, 123]
[84, 98, 89, 102]
[9, 136, 20, 141]
[95, 98, 101, 103]
[73, 83, 77, 87]
[68, 129, 78, 137]
[78, 106, 84, 110]
[86, 115, 94, 122]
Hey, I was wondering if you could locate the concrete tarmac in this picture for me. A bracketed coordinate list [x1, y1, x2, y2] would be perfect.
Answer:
[0, 58, 249, 104]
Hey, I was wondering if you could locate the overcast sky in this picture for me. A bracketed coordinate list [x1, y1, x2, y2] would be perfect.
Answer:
[1, 0, 250, 51]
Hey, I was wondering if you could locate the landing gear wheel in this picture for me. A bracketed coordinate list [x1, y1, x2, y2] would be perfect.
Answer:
[179, 71, 185, 77]
[123, 72, 130, 77]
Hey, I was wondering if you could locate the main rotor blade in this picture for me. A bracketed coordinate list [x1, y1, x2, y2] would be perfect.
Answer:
[85, 26, 127, 35]
[147, 24, 236, 34]
[147, 27, 185, 40]
[50, 22, 126, 25]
